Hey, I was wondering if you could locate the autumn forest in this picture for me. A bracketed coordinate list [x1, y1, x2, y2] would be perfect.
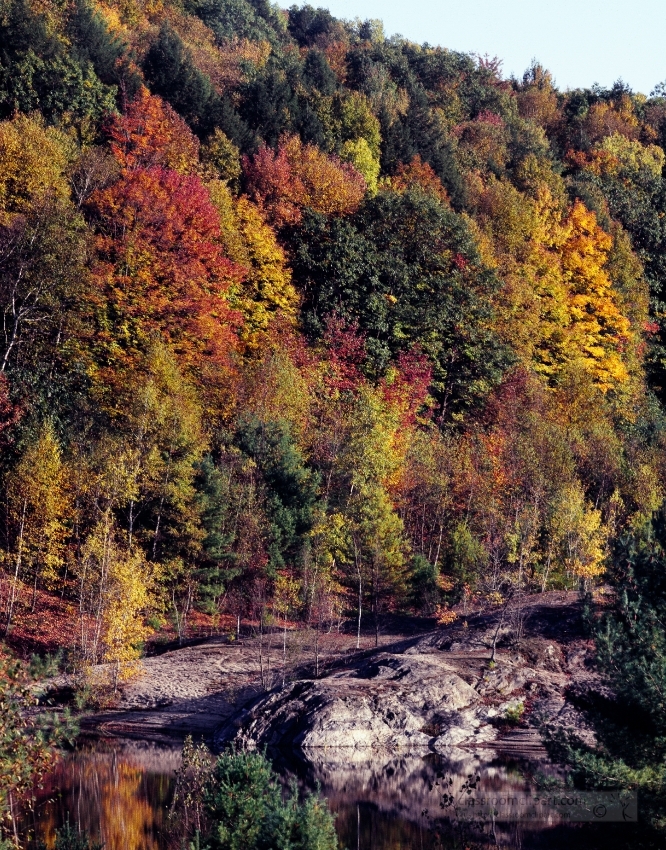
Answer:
[1, 0, 666, 705]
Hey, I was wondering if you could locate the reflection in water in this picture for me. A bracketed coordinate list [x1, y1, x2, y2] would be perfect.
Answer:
[19, 742, 179, 850]
[16, 741, 646, 850]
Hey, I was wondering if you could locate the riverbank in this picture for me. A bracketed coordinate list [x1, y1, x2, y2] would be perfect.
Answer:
[40, 591, 605, 764]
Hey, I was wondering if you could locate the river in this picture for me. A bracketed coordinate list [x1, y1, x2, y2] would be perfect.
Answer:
[15, 738, 644, 850]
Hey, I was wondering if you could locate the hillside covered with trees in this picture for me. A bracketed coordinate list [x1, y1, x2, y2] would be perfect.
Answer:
[2, 0, 666, 690]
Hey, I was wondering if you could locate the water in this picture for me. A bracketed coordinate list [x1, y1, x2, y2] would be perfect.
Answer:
[17, 740, 645, 850]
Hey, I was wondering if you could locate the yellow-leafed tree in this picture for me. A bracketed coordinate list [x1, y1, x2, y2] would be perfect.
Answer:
[0, 114, 72, 222]
[77, 516, 151, 692]
[210, 182, 298, 349]
[103, 546, 151, 692]
[3, 422, 71, 633]
[549, 482, 607, 585]
[558, 201, 631, 390]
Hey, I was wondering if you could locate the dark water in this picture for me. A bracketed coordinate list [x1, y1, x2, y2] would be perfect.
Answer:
[17, 741, 644, 850]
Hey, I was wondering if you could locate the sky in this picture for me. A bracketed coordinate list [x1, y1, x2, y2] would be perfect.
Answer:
[318, 0, 666, 95]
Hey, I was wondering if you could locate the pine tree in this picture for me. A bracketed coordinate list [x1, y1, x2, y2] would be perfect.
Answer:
[547, 507, 666, 839]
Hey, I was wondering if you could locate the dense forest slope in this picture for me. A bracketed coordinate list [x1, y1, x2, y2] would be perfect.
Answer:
[2, 0, 666, 687]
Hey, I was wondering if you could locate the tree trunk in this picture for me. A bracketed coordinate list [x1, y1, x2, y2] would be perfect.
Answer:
[31, 564, 38, 613]
[5, 498, 27, 635]
[259, 610, 265, 688]
[314, 619, 320, 677]
[356, 567, 362, 651]
[282, 613, 287, 689]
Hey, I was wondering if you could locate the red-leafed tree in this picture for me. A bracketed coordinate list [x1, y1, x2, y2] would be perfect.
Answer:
[320, 314, 367, 393]
[106, 87, 200, 175]
[381, 347, 433, 427]
[88, 166, 243, 404]
[243, 134, 366, 229]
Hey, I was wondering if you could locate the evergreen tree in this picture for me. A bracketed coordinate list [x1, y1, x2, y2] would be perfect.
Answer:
[66, 0, 129, 87]
[143, 24, 218, 132]
[0, 0, 116, 122]
[548, 507, 666, 839]
[202, 749, 337, 850]
[235, 417, 320, 572]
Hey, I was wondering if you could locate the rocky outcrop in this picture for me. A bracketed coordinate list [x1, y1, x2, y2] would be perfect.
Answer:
[217, 651, 497, 754]
[216, 594, 604, 759]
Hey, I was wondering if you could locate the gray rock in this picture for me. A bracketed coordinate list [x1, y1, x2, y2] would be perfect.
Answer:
[217, 651, 491, 754]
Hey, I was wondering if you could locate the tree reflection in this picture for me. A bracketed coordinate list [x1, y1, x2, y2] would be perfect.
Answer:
[20, 744, 177, 849]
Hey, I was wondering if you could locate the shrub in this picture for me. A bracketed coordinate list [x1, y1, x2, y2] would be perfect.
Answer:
[171, 741, 337, 850]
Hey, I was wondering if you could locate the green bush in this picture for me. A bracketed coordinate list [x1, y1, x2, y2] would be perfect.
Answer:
[504, 701, 525, 725]
[29, 649, 65, 680]
[204, 749, 337, 850]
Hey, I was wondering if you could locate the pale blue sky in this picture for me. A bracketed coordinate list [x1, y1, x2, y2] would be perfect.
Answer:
[318, 0, 666, 95]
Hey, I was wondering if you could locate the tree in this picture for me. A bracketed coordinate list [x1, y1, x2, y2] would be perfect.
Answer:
[201, 129, 242, 186]
[142, 23, 217, 132]
[118, 344, 208, 561]
[548, 482, 607, 587]
[40, 821, 103, 850]
[334, 386, 410, 645]
[3, 422, 70, 633]
[0, 0, 116, 124]
[0, 114, 73, 221]
[0, 659, 74, 845]
[80, 344, 210, 646]
[101, 542, 150, 693]
[273, 570, 301, 687]
[200, 748, 337, 850]
[242, 134, 366, 229]
[235, 416, 320, 573]
[391, 155, 449, 203]
[0, 375, 20, 441]
[480, 181, 635, 394]
[293, 189, 510, 419]
[66, 0, 130, 89]
[192, 444, 271, 631]
[75, 514, 150, 686]
[87, 154, 243, 411]
[105, 87, 200, 175]
[0, 196, 87, 377]
[339, 138, 379, 195]
[547, 508, 666, 838]
[559, 200, 632, 391]
[210, 181, 298, 350]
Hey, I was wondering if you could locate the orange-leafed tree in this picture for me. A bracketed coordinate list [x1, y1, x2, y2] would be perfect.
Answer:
[87, 165, 243, 408]
[106, 87, 200, 175]
[242, 134, 366, 229]
[391, 155, 449, 203]
[86, 88, 245, 412]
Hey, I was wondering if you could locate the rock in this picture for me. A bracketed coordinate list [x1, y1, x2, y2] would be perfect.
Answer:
[217, 651, 491, 754]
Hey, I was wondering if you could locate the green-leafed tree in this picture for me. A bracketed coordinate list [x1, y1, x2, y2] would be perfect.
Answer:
[0, 0, 116, 123]
[292, 188, 511, 420]
[547, 507, 666, 840]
